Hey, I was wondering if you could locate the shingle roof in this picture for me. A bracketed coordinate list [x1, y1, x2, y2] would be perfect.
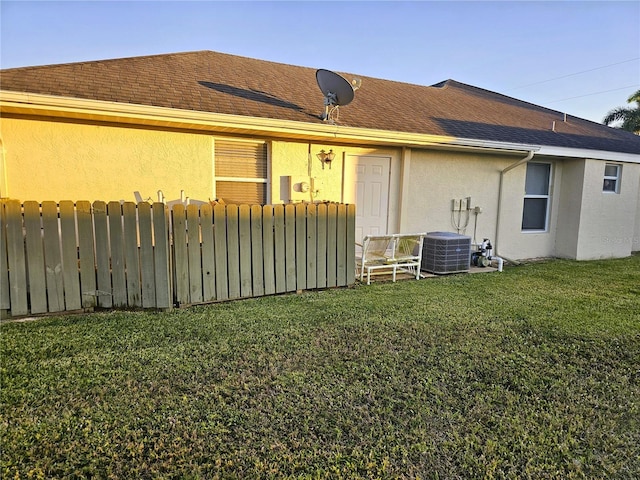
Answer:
[2, 50, 639, 154]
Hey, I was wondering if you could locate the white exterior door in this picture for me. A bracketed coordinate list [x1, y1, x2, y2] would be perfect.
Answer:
[343, 155, 391, 242]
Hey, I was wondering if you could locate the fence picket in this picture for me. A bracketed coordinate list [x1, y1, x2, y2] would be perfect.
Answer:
[0, 201, 10, 314]
[295, 203, 306, 291]
[76, 201, 96, 310]
[239, 205, 252, 298]
[213, 204, 229, 301]
[59, 201, 82, 311]
[316, 204, 328, 289]
[346, 204, 356, 285]
[108, 201, 127, 307]
[226, 205, 241, 299]
[42, 201, 65, 312]
[137, 202, 156, 308]
[273, 205, 286, 293]
[93, 201, 112, 308]
[336, 204, 347, 286]
[251, 205, 265, 297]
[284, 204, 296, 292]
[306, 204, 317, 289]
[172, 204, 189, 306]
[187, 204, 203, 304]
[152, 203, 172, 309]
[23, 201, 47, 314]
[200, 204, 216, 302]
[262, 205, 276, 295]
[123, 202, 142, 307]
[5, 200, 28, 315]
[326, 203, 337, 288]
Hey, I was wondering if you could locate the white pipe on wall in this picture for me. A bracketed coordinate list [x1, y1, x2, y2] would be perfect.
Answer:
[495, 150, 536, 257]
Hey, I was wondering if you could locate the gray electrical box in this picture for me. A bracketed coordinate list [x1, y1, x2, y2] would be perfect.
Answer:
[421, 231, 471, 274]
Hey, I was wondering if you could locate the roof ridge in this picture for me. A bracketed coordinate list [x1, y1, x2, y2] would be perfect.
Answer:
[440, 79, 601, 123]
[0, 50, 215, 71]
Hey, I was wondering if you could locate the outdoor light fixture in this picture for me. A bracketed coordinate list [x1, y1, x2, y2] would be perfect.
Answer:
[317, 149, 335, 169]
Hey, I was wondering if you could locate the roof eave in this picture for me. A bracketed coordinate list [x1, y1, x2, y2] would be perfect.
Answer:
[1, 90, 543, 154]
[535, 145, 640, 163]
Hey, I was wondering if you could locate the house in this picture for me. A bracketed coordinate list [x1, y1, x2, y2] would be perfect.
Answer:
[1, 50, 639, 261]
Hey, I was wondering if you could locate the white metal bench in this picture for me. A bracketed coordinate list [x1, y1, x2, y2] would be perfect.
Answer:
[355, 233, 426, 285]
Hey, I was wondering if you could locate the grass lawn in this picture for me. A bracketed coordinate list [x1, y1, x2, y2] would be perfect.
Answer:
[1, 256, 639, 479]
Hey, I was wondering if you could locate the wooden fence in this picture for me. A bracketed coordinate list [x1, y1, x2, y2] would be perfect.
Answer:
[0, 200, 356, 318]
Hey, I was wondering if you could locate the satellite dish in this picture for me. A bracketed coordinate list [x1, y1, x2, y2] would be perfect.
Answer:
[316, 69, 359, 122]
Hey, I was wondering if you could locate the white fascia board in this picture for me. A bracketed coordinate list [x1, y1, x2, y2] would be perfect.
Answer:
[537, 145, 640, 164]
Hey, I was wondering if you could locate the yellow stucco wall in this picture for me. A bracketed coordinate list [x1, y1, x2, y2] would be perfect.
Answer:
[270, 141, 348, 204]
[1, 117, 213, 203]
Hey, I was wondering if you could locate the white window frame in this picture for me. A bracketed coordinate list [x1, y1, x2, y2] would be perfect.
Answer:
[212, 138, 270, 204]
[522, 162, 552, 233]
[603, 163, 621, 194]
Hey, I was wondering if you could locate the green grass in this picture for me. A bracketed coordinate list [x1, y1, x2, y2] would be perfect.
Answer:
[2, 256, 639, 479]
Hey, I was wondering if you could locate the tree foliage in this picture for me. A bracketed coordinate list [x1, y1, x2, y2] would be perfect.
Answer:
[603, 89, 640, 134]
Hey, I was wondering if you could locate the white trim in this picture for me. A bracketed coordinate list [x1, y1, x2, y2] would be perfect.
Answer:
[537, 145, 640, 164]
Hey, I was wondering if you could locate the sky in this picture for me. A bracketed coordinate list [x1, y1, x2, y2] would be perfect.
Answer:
[1, 0, 639, 124]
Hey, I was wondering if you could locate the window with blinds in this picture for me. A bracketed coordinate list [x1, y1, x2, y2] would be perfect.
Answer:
[214, 140, 268, 205]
